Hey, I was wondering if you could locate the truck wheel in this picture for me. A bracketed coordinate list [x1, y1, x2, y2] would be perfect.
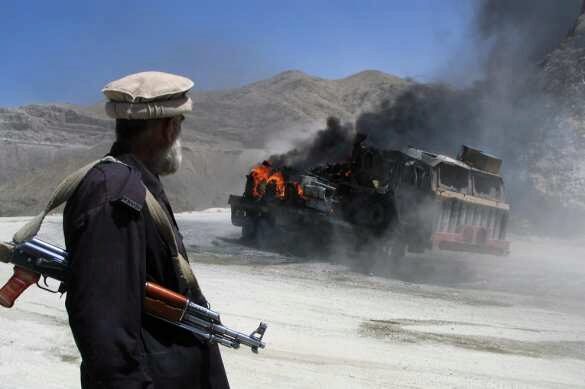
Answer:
[255, 218, 275, 250]
[348, 194, 394, 234]
[241, 222, 256, 241]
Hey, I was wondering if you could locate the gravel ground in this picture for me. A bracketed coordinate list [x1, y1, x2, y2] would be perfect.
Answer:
[0, 210, 584, 388]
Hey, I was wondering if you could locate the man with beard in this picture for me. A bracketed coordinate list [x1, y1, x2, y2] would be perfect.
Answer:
[63, 71, 230, 388]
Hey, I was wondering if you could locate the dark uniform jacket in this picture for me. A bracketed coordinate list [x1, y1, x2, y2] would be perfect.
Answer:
[63, 142, 230, 389]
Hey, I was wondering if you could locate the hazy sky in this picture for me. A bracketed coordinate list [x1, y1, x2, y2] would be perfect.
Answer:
[0, 0, 478, 106]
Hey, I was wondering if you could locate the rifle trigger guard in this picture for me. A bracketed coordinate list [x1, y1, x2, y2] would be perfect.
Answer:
[36, 276, 59, 294]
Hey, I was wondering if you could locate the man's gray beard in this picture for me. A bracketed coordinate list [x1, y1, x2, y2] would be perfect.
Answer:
[153, 138, 182, 176]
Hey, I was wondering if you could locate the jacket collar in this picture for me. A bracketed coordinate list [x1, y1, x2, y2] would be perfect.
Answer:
[107, 142, 165, 198]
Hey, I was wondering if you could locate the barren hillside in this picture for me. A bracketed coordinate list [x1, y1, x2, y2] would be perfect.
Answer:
[0, 70, 408, 216]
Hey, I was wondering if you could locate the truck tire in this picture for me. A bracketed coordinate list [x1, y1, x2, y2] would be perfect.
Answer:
[255, 217, 275, 250]
[346, 193, 395, 234]
[241, 222, 256, 241]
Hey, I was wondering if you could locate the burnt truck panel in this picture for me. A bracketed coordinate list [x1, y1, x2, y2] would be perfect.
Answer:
[393, 146, 510, 256]
[229, 142, 510, 258]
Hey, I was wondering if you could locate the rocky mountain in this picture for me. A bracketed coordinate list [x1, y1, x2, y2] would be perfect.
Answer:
[0, 70, 409, 216]
[188, 70, 410, 148]
[0, 105, 111, 183]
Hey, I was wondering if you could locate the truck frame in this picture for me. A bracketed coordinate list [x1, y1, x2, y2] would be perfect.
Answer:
[229, 141, 510, 260]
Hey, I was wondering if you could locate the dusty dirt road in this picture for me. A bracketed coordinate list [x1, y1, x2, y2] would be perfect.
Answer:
[0, 210, 584, 388]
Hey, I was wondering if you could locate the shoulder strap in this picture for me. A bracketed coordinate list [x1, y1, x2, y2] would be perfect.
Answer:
[13, 156, 119, 243]
[144, 190, 201, 292]
[12, 156, 201, 293]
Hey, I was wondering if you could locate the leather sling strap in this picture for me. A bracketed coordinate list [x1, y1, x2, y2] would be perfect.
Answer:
[143, 190, 201, 291]
[9, 157, 200, 292]
[12, 157, 119, 244]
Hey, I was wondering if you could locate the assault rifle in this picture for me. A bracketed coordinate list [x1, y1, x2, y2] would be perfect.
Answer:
[0, 238, 267, 353]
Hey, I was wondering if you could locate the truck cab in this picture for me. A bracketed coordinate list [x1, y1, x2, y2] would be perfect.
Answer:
[388, 146, 510, 256]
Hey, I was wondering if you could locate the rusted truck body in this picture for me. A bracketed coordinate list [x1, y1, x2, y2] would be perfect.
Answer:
[229, 143, 510, 258]
[379, 145, 510, 256]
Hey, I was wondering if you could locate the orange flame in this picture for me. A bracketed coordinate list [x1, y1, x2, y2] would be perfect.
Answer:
[295, 182, 304, 198]
[249, 162, 304, 200]
[250, 164, 272, 198]
[267, 171, 286, 199]
[250, 163, 286, 199]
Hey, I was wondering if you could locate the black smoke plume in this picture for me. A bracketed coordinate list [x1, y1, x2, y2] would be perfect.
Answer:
[269, 116, 354, 170]
[354, 0, 583, 153]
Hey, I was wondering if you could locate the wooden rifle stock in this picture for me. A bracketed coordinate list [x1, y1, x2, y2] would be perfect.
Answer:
[0, 266, 40, 308]
[143, 282, 189, 322]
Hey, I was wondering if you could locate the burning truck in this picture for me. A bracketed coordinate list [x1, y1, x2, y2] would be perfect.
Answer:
[229, 135, 510, 261]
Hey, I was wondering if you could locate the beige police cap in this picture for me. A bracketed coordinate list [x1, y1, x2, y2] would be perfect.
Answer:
[102, 71, 193, 119]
